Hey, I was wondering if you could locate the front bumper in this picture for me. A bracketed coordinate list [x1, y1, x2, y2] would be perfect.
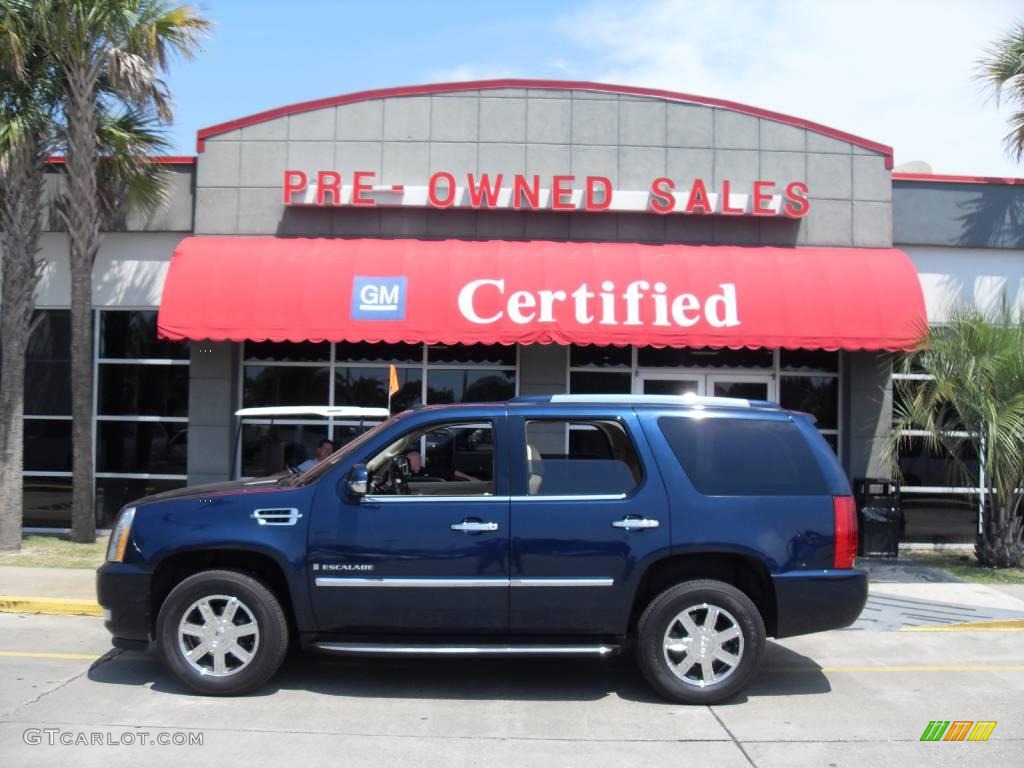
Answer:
[96, 562, 152, 647]
[771, 568, 868, 638]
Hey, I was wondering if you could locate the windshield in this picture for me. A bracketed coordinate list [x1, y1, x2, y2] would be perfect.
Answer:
[290, 412, 407, 485]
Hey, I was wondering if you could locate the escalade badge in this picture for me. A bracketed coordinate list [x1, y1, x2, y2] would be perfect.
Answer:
[313, 563, 375, 572]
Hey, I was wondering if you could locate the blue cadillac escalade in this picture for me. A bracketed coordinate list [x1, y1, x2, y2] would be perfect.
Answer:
[97, 394, 867, 704]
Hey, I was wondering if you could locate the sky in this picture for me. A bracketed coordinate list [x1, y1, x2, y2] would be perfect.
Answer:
[162, 0, 1024, 176]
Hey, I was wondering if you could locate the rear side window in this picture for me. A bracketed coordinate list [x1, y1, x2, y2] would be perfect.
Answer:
[525, 420, 643, 496]
[658, 416, 828, 496]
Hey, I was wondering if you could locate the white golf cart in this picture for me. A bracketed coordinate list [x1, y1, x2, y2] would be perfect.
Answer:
[232, 405, 390, 479]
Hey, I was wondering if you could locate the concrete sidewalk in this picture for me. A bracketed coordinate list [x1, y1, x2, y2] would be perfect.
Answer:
[0, 566, 101, 616]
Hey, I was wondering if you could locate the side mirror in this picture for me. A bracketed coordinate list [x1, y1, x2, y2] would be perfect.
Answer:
[346, 463, 369, 497]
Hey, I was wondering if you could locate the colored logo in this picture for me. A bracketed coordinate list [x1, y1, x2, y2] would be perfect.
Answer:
[351, 276, 407, 321]
[920, 721, 997, 742]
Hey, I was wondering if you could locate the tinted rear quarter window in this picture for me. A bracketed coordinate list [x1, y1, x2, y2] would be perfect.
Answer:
[658, 416, 828, 496]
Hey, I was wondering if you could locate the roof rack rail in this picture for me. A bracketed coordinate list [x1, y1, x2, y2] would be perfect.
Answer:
[510, 394, 780, 409]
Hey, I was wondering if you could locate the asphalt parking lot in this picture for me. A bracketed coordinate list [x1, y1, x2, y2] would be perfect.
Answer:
[0, 605, 1022, 768]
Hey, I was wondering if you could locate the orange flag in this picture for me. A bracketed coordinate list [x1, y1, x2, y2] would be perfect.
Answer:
[388, 364, 400, 396]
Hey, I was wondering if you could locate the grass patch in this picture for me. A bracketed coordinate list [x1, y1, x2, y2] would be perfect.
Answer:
[0, 534, 108, 569]
[903, 550, 1024, 584]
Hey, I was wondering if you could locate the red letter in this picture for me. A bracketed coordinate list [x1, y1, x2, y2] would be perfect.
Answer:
[752, 180, 776, 216]
[316, 171, 341, 206]
[282, 170, 307, 204]
[585, 176, 613, 211]
[352, 171, 376, 207]
[649, 177, 676, 214]
[551, 175, 575, 210]
[513, 175, 540, 209]
[783, 181, 810, 218]
[721, 180, 744, 214]
[685, 179, 712, 214]
[467, 173, 504, 208]
[428, 172, 456, 208]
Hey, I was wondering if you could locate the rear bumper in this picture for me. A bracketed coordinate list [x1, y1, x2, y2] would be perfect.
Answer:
[96, 562, 152, 646]
[771, 569, 867, 638]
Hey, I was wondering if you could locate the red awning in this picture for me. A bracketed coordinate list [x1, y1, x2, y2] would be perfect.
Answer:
[157, 237, 926, 351]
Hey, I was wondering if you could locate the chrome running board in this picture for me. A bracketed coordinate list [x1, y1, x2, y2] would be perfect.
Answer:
[314, 642, 620, 657]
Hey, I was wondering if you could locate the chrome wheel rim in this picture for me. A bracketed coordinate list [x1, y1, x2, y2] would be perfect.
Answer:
[662, 602, 744, 688]
[178, 594, 260, 677]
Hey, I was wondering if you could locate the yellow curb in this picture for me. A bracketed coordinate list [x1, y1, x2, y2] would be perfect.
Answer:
[0, 596, 102, 617]
[901, 619, 1024, 632]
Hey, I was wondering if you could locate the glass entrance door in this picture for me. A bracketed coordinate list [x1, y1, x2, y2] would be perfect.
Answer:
[638, 372, 773, 401]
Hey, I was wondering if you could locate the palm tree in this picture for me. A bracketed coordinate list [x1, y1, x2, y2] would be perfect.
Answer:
[35, 1, 209, 542]
[886, 306, 1024, 568]
[978, 21, 1024, 162]
[0, 0, 59, 550]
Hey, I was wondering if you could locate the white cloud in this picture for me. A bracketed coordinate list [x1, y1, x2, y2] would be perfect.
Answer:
[558, 0, 1023, 175]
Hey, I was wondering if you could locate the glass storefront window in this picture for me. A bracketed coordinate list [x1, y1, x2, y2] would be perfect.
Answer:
[428, 343, 516, 366]
[243, 341, 330, 362]
[25, 310, 72, 415]
[896, 436, 979, 488]
[240, 423, 329, 478]
[243, 365, 330, 408]
[569, 371, 632, 394]
[336, 341, 422, 364]
[100, 311, 188, 359]
[637, 347, 773, 369]
[427, 369, 515, 403]
[23, 420, 72, 472]
[901, 492, 977, 544]
[23, 477, 73, 528]
[779, 349, 839, 373]
[780, 375, 839, 430]
[569, 345, 631, 368]
[98, 364, 189, 417]
[95, 477, 186, 529]
[96, 421, 188, 475]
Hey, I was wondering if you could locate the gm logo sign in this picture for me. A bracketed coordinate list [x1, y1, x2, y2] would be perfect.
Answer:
[351, 276, 407, 321]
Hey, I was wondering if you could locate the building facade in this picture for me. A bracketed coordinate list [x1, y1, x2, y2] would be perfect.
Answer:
[12, 80, 1024, 542]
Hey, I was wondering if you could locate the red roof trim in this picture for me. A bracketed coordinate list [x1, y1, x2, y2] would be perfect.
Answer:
[195, 79, 894, 167]
[893, 172, 1024, 186]
[47, 155, 196, 165]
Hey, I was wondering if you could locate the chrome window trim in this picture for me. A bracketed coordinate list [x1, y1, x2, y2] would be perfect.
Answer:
[363, 495, 511, 503]
[510, 494, 628, 502]
[315, 577, 508, 588]
[315, 642, 619, 656]
[510, 578, 614, 587]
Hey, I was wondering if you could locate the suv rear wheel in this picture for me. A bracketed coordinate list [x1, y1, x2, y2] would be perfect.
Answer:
[636, 579, 766, 704]
[156, 569, 289, 695]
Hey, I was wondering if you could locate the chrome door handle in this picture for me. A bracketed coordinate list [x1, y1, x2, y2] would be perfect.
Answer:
[450, 520, 499, 532]
[612, 517, 659, 530]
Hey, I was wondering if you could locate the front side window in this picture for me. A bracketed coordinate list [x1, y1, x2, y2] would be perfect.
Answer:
[524, 419, 643, 496]
[366, 421, 495, 497]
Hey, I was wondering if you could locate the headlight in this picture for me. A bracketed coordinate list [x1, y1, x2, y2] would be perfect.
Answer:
[106, 507, 136, 562]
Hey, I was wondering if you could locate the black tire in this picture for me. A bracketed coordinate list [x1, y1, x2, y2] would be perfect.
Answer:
[636, 579, 766, 705]
[156, 569, 289, 696]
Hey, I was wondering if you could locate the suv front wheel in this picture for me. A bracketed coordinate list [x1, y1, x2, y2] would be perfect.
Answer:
[636, 579, 766, 704]
[156, 569, 289, 695]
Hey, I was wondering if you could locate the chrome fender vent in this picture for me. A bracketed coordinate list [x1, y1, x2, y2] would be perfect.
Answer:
[252, 508, 302, 526]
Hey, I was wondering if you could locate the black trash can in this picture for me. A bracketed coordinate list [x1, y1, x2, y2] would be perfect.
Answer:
[853, 478, 902, 558]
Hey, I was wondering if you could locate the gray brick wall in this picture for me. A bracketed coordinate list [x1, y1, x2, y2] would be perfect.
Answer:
[196, 87, 892, 247]
[44, 165, 194, 232]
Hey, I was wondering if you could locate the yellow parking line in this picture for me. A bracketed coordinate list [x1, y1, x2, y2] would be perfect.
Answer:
[0, 651, 100, 661]
[901, 619, 1024, 632]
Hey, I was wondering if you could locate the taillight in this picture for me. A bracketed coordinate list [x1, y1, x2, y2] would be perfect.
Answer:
[833, 495, 858, 569]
